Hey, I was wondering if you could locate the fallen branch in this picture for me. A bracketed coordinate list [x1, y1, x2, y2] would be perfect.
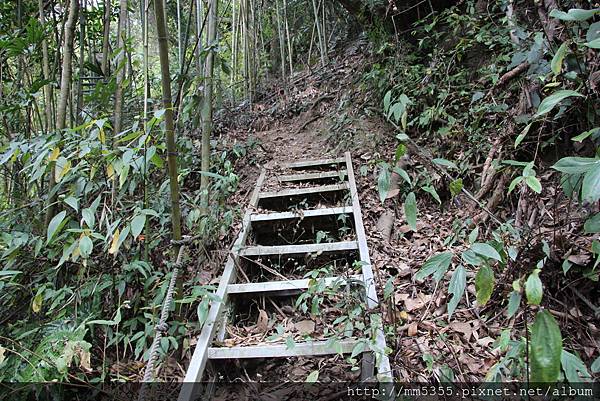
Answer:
[493, 61, 529, 91]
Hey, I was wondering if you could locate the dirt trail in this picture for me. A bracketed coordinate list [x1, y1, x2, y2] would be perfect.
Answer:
[216, 46, 492, 383]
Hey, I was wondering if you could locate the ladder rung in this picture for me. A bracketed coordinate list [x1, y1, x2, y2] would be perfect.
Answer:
[239, 241, 358, 257]
[208, 339, 359, 359]
[227, 274, 363, 295]
[277, 170, 347, 183]
[258, 183, 349, 199]
[284, 157, 346, 169]
[250, 206, 353, 222]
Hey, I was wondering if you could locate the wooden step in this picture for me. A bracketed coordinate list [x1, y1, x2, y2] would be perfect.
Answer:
[284, 157, 346, 169]
[258, 183, 349, 200]
[250, 206, 353, 222]
[208, 339, 359, 359]
[227, 274, 363, 295]
[239, 241, 358, 257]
[277, 170, 347, 183]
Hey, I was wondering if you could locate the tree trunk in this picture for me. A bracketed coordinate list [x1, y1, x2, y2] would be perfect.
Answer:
[154, 0, 183, 245]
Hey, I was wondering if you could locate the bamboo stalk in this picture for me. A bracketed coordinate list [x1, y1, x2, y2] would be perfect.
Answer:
[101, 0, 111, 76]
[199, 0, 219, 212]
[45, 0, 79, 230]
[154, 0, 183, 245]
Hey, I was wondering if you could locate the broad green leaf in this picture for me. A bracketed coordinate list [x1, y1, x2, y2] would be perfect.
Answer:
[531, 310, 562, 383]
[562, 258, 572, 275]
[415, 252, 453, 282]
[141, 208, 159, 217]
[525, 270, 543, 305]
[468, 226, 479, 244]
[421, 185, 441, 204]
[383, 91, 392, 113]
[507, 291, 521, 318]
[82, 208, 95, 229]
[63, 196, 79, 212]
[78, 236, 93, 258]
[0, 270, 21, 278]
[582, 164, 600, 202]
[515, 123, 531, 148]
[396, 132, 409, 141]
[392, 166, 411, 185]
[306, 370, 319, 383]
[377, 164, 391, 203]
[471, 243, 502, 261]
[447, 265, 466, 319]
[552, 157, 599, 174]
[449, 178, 463, 197]
[119, 164, 130, 188]
[586, 37, 600, 48]
[461, 249, 484, 266]
[47, 211, 67, 244]
[351, 341, 365, 358]
[561, 350, 592, 383]
[475, 264, 494, 306]
[549, 8, 600, 21]
[534, 90, 584, 117]
[584, 213, 600, 233]
[587, 22, 600, 42]
[551, 42, 568, 75]
[525, 176, 542, 193]
[508, 176, 523, 193]
[591, 356, 600, 373]
[432, 158, 457, 169]
[572, 128, 599, 142]
[131, 215, 146, 238]
[404, 192, 417, 231]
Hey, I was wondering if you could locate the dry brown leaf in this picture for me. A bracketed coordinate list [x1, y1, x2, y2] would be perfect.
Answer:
[257, 309, 269, 333]
[386, 188, 400, 199]
[404, 293, 431, 311]
[476, 337, 495, 347]
[568, 253, 590, 265]
[450, 321, 473, 339]
[295, 320, 315, 334]
[408, 322, 418, 336]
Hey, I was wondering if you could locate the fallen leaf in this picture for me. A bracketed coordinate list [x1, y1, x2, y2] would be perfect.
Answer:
[404, 298, 425, 311]
[294, 320, 315, 335]
[386, 188, 400, 199]
[408, 322, 418, 336]
[256, 309, 269, 333]
[450, 321, 473, 339]
[395, 293, 409, 304]
[568, 253, 590, 265]
[476, 337, 495, 347]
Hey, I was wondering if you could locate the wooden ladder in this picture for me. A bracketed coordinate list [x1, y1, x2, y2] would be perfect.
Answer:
[179, 152, 391, 401]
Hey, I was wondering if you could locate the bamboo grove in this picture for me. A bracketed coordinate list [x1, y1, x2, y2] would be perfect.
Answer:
[0, 0, 352, 382]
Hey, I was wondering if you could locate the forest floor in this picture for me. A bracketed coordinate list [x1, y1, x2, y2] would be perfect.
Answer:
[175, 39, 600, 385]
